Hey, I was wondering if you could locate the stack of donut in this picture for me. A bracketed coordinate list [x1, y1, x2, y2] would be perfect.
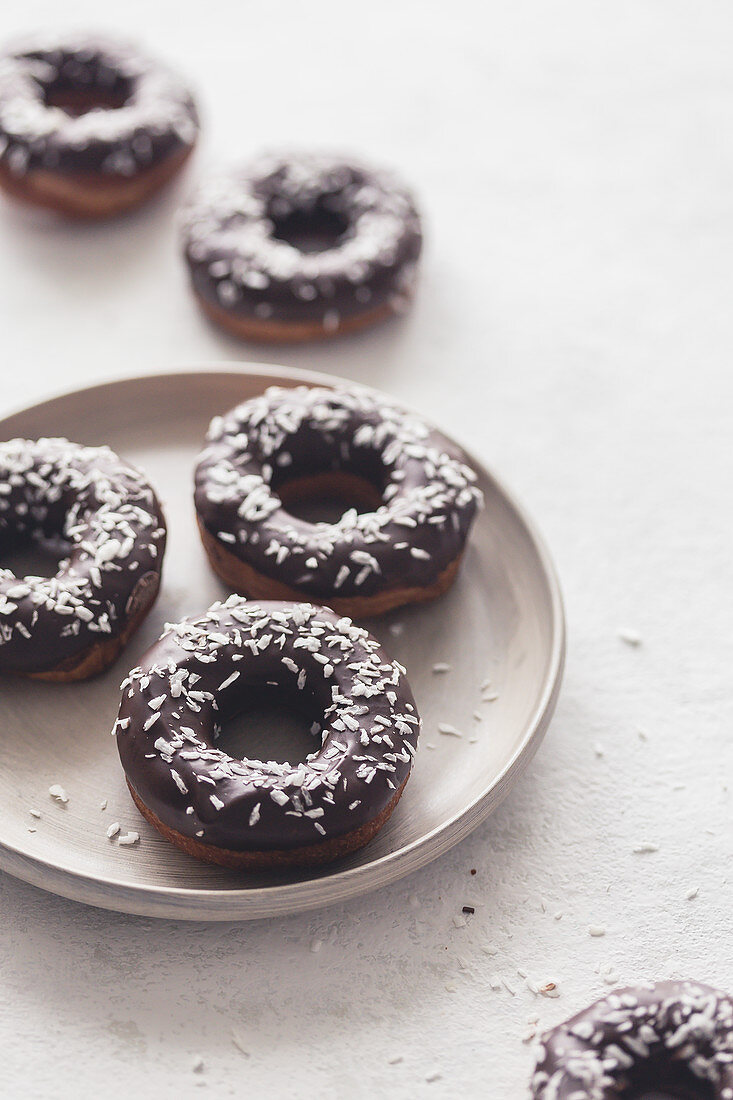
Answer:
[0, 377, 482, 867]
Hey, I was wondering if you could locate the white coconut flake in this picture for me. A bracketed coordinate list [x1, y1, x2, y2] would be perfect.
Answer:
[218, 671, 240, 691]
[438, 722, 462, 737]
[170, 770, 188, 795]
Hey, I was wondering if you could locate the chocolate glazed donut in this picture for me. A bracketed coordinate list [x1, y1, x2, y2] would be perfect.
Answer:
[0, 33, 199, 217]
[0, 438, 166, 681]
[115, 597, 420, 868]
[194, 385, 483, 617]
[531, 981, 733, 1099]
[180, 152, 422, 341]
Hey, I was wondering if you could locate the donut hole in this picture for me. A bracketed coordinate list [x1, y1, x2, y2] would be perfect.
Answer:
[276, 470, 383, 524]
[621, 1059, 715, 1099]
[270, 205, 350, 254]
[216, 685, 321, 765]
[43, 77, 134, 117]
[1, 532, 72, 579]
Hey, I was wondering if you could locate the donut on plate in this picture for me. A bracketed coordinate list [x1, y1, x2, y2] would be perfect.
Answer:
[115, 596, 420, 868]
[194, 385, 482, 617]
[180, 151, 422, 341]
[531, 980, 733, 1099]
[0, 33, 199, 217]
[0, 437, 166, 680]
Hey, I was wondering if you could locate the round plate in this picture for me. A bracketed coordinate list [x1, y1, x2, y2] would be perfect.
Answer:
[0, 367, 565, 920]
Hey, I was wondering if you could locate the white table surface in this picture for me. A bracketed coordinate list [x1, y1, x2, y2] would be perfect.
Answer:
[2, 1, 732, 1096]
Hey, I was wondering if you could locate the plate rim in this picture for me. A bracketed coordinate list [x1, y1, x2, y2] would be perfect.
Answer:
[0, 365, 566, 920]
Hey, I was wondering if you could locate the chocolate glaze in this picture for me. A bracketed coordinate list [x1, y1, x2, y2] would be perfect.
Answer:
[0, 33, 198, 180]
[194, 385, 482, 602]
[180, 152, 422, 333]
[115, 597, 420, 852]
[531, 981, 733, 1099]
[0, 438, 166, 675]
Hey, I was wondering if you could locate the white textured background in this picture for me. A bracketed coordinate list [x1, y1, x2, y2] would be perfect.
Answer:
[1, 1, 732, 1097]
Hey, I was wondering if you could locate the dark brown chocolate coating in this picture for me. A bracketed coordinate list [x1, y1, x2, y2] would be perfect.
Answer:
[180, 152, 422, 334]
[0, 34, 198, 182]
[115, 597, 420, 853]
[531, 981, 733, 1099]
[194, 385, 482, 603]
[0, 437, 166, 676]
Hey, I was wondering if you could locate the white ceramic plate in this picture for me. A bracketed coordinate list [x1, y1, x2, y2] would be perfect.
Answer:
[0, 367, 565, 920]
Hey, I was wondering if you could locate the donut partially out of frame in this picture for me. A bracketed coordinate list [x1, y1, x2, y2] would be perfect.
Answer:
[194, 385, 482, 618]
[531, 980, 733, 1099]
[180, 151, 422, 342]
[0, 437, 166, 681]
[0, 33, 199, 218]
[115, 597, 420, 869]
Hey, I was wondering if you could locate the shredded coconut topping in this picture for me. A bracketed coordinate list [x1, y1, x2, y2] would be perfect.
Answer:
[0, 34, 198, 179]
[195, 385, 482, 600]
[180, 152, 421, 331]
[116, 596, 420, 849]
[0, 437, 165, 673]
